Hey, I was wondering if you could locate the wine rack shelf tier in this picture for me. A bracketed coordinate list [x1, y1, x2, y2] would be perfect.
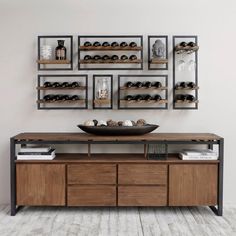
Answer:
[78, 35, 143, 70]
[37, 35, 73, 70]
[148, 35, 168, 70]
[37, 74, 88, 110]
[118, 74, 168, 110]
[173, 35, 199, 110]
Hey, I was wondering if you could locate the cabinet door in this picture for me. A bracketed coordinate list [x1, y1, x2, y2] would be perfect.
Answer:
[16, 164, 65, 206]
[169, 164, 218, 206]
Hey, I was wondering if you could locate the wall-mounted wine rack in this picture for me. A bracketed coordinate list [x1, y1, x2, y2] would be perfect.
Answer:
[37, 35, 73, 71]
[148, 35, 168, 70]
[78, 35, 143, 70]
[37, 74, 88, 110]
[118, 74, 168, 110]
[93, 74, 113, 109]
[173, 35, 199, 110]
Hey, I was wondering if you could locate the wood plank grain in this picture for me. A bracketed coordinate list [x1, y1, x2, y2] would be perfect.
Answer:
[67, 186, 116, 206]
[16, 164, 65, 206]
[67, 164, 116, 184]
[118, 164, 167, 185]
[169, 164, 218, 206]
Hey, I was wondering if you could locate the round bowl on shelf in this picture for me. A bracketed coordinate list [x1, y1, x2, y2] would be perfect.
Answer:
[77, 124, 159, 136]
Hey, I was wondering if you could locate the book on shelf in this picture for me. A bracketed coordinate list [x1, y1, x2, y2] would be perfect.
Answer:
[181, 149, 218, 157]
[17, 149, 55, 160]
[20, 146, 51, 153]
[18, 149, 55, 155]
[179, 153, 218, 160]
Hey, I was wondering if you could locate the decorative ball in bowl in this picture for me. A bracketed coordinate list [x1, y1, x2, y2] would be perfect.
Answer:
[78, 119, 159, 136]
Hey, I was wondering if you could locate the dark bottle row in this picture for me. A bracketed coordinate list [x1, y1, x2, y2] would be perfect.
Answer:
[125, 81, 162, 88]
[43, 94, 80, 102]
[83, 41, 137, 48]
[43, 81, 80, 88]
[178, 41, 197, 48]
[84, 55, 138, 61]
[175, 94, 196, 102]
[125, 94, 162, 101]
[175, 81, 196, 89]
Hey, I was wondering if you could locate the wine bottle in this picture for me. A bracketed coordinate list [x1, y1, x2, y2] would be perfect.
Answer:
[54, 95, 61, 101]
[111, 42, 119, 47]
[152, 81, 162, 88]
[180, 42, 187, 47]
[126, 81, 133, 88]
[129, 42, 137, 47]
[154, 94, 162, 101]
[186, 94, 195, 102]
[144, 81, 152, 88]
[61, 82, 69, 88]
[93, 41, 101, 47]
[70, 95, 80, 101]
[52, 82, 61, 88]
[175, 94, 187, 101]
[187, 82, 195, 88]
[61, 95, 70, 101]
[55, 40, 66, 60]
[120, 42, 128, 47]
[129, 55, 137, 61]
[43, 82, 52, 88]
[125, 95, 133, 101]
[135, 81, 143, 88]
[102, 42, 110, 47]
[43, 94, 54, 101]
[144, 94, 152, 101]
[84, 41, 92, 47]
[102, 55, 110, 60]
[71, 82, 79, 88]
[84, 55, 91, 60]
[121, 55, 128, 60]
[180, 82, 188, 88]
[135, 94, 143, 101]
[111, 55, 119, 60]
[93, 55, 101, 60]
[187, 42, 196, 47]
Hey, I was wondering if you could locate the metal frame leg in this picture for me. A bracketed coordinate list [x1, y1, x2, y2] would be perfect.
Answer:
[10, 137, 16, 216]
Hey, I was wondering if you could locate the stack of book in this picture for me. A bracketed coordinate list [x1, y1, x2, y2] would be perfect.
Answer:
[179, 149, 218, 160]
[17, 146, 55, 160]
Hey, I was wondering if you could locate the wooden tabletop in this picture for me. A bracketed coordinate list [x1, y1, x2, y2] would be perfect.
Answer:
[13, 132, 223, 141]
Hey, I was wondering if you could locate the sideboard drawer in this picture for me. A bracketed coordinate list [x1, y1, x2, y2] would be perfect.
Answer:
[118, 164, 167, 185]
[68, 186, 116, 206]
[118, 186, 167, 206]
[67, 164, 116, 185]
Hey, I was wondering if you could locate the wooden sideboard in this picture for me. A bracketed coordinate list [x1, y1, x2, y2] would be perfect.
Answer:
[10, 133, 223, 216]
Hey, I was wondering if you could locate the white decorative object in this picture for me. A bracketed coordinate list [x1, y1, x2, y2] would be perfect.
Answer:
[96, 78, 109, 100]
[84, 120, 94, 126]
[123, 120, 133, 127]
[40, 45, 52, 60]
[97, 120, 107, 126]
[152, 40, 165, 59]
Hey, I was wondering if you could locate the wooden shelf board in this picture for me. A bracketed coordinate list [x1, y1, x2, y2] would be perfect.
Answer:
[175, 45, 199, 53]
[175, 86, 199, 91]
[36, 86, 86, 91]
[94, 99, 111, 105]
[150, 59, 168, 64]
[79, 46, 142, 51]
[37, 60, 71, 64]
[120, 86, 167, 91]
[175, 100, 199, 104]
[37, 99, 85, 104]
[15, 153, 220, 164]
[120, 99, 168, 104]
[79, 59, 142, 64]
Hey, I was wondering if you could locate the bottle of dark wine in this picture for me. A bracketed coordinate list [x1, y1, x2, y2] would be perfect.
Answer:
[71, 82, 79, 88]
[61, 82, 69, 88]
[187, 82, 195, 88]
[102, 55, 110, 60]
[187, 42, 196, 47]
[126, 81, 133, 88]
[93, 41, 101, 47]
[135, 94, 143, 101]
[120, 42, 128, 47]
[135, 81, 143, 88]
[55, 40, 66, 60]
[70, 95, 80, 101]
[154, 94, 162, 101]
[152, 81, 162, 88]
[144, 81, 152, 88]
[52, 82, 61, 88]
[186, 94, 195, 102]
[111, 55, 119, 60]
[175, 94, 187, 101]
[111, 42, 119, 47]
[84, 55, 91, 60]
[93, 55, 101, 60]
[129, 42, 137, 47]
[43, 94, 54, 101]
[129, 55, 137, 61]
[180, 42, 187, 47]
[125, 95, 133, 101]
[180, 82, 188, 88]
[43, 82, 52, 88]
[54, 95, 61, 101]
[61, 95, 70, 101]
[121, 55, 128, 60]
[84, 41, 92, 47]
[102, 42, 110, 47]
[144, 94, 152, 101]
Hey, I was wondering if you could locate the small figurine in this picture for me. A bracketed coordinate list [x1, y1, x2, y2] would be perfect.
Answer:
[152, 39, 165, 59]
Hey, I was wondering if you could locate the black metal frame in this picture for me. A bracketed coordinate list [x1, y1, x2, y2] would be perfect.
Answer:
[78, 35, 143, 70]
[37, 35, 73, 71]
[118, 74, 168, 110]
[10, 136, 224, 216]
[92, 74, 113, 109]
[37, 74, 88, 110]
[148, 35, 168, 70]
[173, 35, 198, 109]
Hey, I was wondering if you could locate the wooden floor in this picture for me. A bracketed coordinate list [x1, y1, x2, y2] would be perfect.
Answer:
[0, 205, 235, 236]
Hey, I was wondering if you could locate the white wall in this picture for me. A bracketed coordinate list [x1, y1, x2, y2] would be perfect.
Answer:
[0, 0, 235, 204]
